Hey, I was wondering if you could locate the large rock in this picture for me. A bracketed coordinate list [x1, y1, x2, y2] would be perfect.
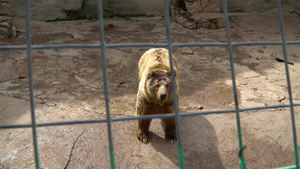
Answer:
[76, 0, 99, 19]
[0, 0, 17, 38]
[0, 0, 14, 16]
[0, 17, 17, 38]
[185, 0, 221, 14]
[190, 13, 225, 29]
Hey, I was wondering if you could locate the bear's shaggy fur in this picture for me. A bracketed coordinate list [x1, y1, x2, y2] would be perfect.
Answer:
[136, 48, 179, 144]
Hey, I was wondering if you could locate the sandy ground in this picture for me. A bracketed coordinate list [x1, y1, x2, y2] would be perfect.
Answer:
[1, 10, 300, 169]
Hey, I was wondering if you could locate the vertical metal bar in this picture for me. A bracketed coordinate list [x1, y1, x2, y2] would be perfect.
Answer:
[277, 1, 299, 168]
[222, 0, 246, 168]
[25, 0, 40, 168]
[163, 0, 184, 168]
[96, 0, 116, 168]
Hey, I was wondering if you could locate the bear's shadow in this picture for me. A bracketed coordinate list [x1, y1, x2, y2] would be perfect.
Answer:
[150, 115, 226, 169]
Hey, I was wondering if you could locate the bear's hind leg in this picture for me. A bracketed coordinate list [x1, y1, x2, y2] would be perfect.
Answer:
[136, 119, 151, 144]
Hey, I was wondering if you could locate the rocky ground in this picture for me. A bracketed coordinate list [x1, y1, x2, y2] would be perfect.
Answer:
[1, 10, 300, 169]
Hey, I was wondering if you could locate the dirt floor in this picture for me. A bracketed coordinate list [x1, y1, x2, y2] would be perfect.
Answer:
[1, 9, 300, 169]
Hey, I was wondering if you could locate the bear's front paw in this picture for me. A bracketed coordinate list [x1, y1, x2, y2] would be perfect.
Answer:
[136, 130, 150, 144]
[165, 134, 177, 144]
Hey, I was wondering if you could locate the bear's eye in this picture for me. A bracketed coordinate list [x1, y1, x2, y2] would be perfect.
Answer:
[155, 84, 160, 88]
[166, 84, 169, 88]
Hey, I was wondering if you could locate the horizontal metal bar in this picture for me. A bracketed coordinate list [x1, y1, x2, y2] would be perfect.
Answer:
[232, 41, 282, 46]
[182, 103, 300, 117]
[173, 42, 227, 47]
[34, 44, 101, 49]
[0, 45, 27, 50]
[106, 43, 168, 48]
[287, 41, 300, 45]
[0, 43, 167, 50]
[233, 41, 300, 46]
[1, 102, 299, 129]
[0, 123, 32, 129]
[240, 103, 300, 112]
[0, 114, 174, 129]
[1, 40, 300, 51]
[0, 44, 100, 50]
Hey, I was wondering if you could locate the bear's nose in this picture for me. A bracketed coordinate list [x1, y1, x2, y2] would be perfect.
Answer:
[160, 93, 167, 100]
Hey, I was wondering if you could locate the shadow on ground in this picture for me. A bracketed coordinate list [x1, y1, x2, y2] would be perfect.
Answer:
[151, 115, 226, 169]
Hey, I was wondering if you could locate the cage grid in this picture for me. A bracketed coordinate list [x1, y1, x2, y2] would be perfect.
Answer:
[1, 0, 300, 168]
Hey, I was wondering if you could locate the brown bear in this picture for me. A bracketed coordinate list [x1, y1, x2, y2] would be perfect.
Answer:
[136, 48, 179, 144]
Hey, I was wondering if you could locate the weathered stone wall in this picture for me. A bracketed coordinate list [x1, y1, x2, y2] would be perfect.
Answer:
[7, 0, 300, 21]
[10, 0, 84, 20]
[10, 0, 166, 20]
[103, 0, 166, 17]
[227, 0, 300, 12]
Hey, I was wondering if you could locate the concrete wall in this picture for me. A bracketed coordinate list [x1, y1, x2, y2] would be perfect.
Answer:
[9, 0, 300, 21]
[10, 0, 84, 20]
[227, 0, 300, 12]
[10, 0, 167, 20]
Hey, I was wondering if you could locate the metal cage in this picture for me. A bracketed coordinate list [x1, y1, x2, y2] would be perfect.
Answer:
[1, 0, 300, 168]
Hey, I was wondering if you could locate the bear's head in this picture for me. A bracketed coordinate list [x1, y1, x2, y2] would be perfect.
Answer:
[146, 71, 174, 103]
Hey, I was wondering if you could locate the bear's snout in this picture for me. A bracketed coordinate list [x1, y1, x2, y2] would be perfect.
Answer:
[159, 86, 167, 101]
[160, 92, 167, 100]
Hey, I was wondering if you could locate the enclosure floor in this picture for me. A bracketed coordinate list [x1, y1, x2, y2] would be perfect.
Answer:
[1, 11, 300, 168]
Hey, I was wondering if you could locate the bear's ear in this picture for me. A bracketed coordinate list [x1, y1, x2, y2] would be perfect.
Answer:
[167, 70, 177, 77]
[147, 72, 153, 80]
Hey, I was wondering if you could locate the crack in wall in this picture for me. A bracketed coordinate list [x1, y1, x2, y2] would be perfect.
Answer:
[0, 93, 57, 107]
[64, 126, 86, 169]
[7, 55, 18, 63]
[0, 77, 25, 83]
[11, 94, 46, 105]
[289, 10, 300, 16]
